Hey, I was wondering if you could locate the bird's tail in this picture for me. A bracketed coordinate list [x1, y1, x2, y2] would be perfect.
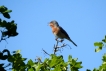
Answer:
[68, 38, 77, 47]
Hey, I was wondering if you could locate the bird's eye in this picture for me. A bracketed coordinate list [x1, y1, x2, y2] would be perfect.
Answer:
[49, 23, 54, 27]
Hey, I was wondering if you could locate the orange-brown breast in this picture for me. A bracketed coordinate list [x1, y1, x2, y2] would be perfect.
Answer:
[52, 26, 59, 35]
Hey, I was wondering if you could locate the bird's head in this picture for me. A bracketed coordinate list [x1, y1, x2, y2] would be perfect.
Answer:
[49, 20, 59, 28]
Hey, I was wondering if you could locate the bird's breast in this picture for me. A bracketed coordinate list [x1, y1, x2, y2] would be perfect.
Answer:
[52, 27, 59, 35]
[52, 27, 65, 39]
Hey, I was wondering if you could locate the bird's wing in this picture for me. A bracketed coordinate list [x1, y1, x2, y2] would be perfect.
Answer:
[59, 26, 70, 39]
[59, 26, 77, 47]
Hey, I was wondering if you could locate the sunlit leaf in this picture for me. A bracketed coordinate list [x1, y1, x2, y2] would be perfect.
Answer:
[3, 10, 12, 13]
[16, 50, 21, 54]
[36, 62, 42, 71]
[94, 42, 103, 47]
[74, 58, 78, 61]
[28, 68, 34, 71]
[27, 59, 34, 66]
[95, 47, 102, 52]
[68, 55, 72, 61]
[74, 62, 83, 68]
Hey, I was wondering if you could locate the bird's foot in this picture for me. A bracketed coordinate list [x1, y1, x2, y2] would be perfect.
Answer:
[55, 38, 64, 43]
[60, 39, 64, 43]
[55, 38, 58, 41]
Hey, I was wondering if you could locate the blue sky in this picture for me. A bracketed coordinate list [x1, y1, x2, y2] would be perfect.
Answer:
[0, 0, 106, 71]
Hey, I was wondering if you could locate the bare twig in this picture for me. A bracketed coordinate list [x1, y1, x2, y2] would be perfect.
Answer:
[53, 39, 67, 54]
[42, 48, 50, 56]
[35, 56, 42, 63]
[42, 38, 72, 56]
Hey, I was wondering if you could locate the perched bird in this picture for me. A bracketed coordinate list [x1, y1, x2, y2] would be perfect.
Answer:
[49, 20, 77, 47]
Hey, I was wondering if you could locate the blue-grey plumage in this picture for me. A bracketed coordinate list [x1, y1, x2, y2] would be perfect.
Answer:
[49, 20, 77, 47]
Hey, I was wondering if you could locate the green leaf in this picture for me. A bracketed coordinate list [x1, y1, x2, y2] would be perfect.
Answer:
[94, 42, 103, 47]
[2, 13, 10, 19]
[36, 62, 42, 71]
[8, 56, 14, 62]
[72, 59, 76, 65]
[16, 50, 21, 54]
[1, 20, 7, 27]
[74, 58, 78, 61]
[49, 56, 58, 67]
[3, 10, 12, 13]
[0, 6, 7, 12]
[102, 64, 106, 68]
[102, 54, 106, 62]
[102, 35, 106, 43]
[27, 59, 34, 66]
[53, 65, 61, 71]
[104, 35, 106, 41]
[49, 54, 58, 67]
[74, 62, 83, 68]
[71, 67, 79, 71]
[68, 55, 72, 61]
[0, 6, 11, 19]
[86, 69, 91, 71]
[28, 68, 34, 71]
[93, 68, 98, 71]
[44, 58, 49, 62]
[22, 58, 27, 61]
[95, 47, 102, 52]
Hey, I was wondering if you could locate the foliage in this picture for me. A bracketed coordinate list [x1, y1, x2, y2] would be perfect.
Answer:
[0, 5, 106, 71]
[0, 5, 18, 42]
[1, 49, 82, 71]
[0, 6, 12, 19]
[94, 35, 106, 52]
[0, 49, 11, 71]
[0, 5, 18, 71]
[92, 53, 106, 71]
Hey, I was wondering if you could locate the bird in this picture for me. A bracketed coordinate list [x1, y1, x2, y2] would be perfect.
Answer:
[49, 20, 77, 47]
